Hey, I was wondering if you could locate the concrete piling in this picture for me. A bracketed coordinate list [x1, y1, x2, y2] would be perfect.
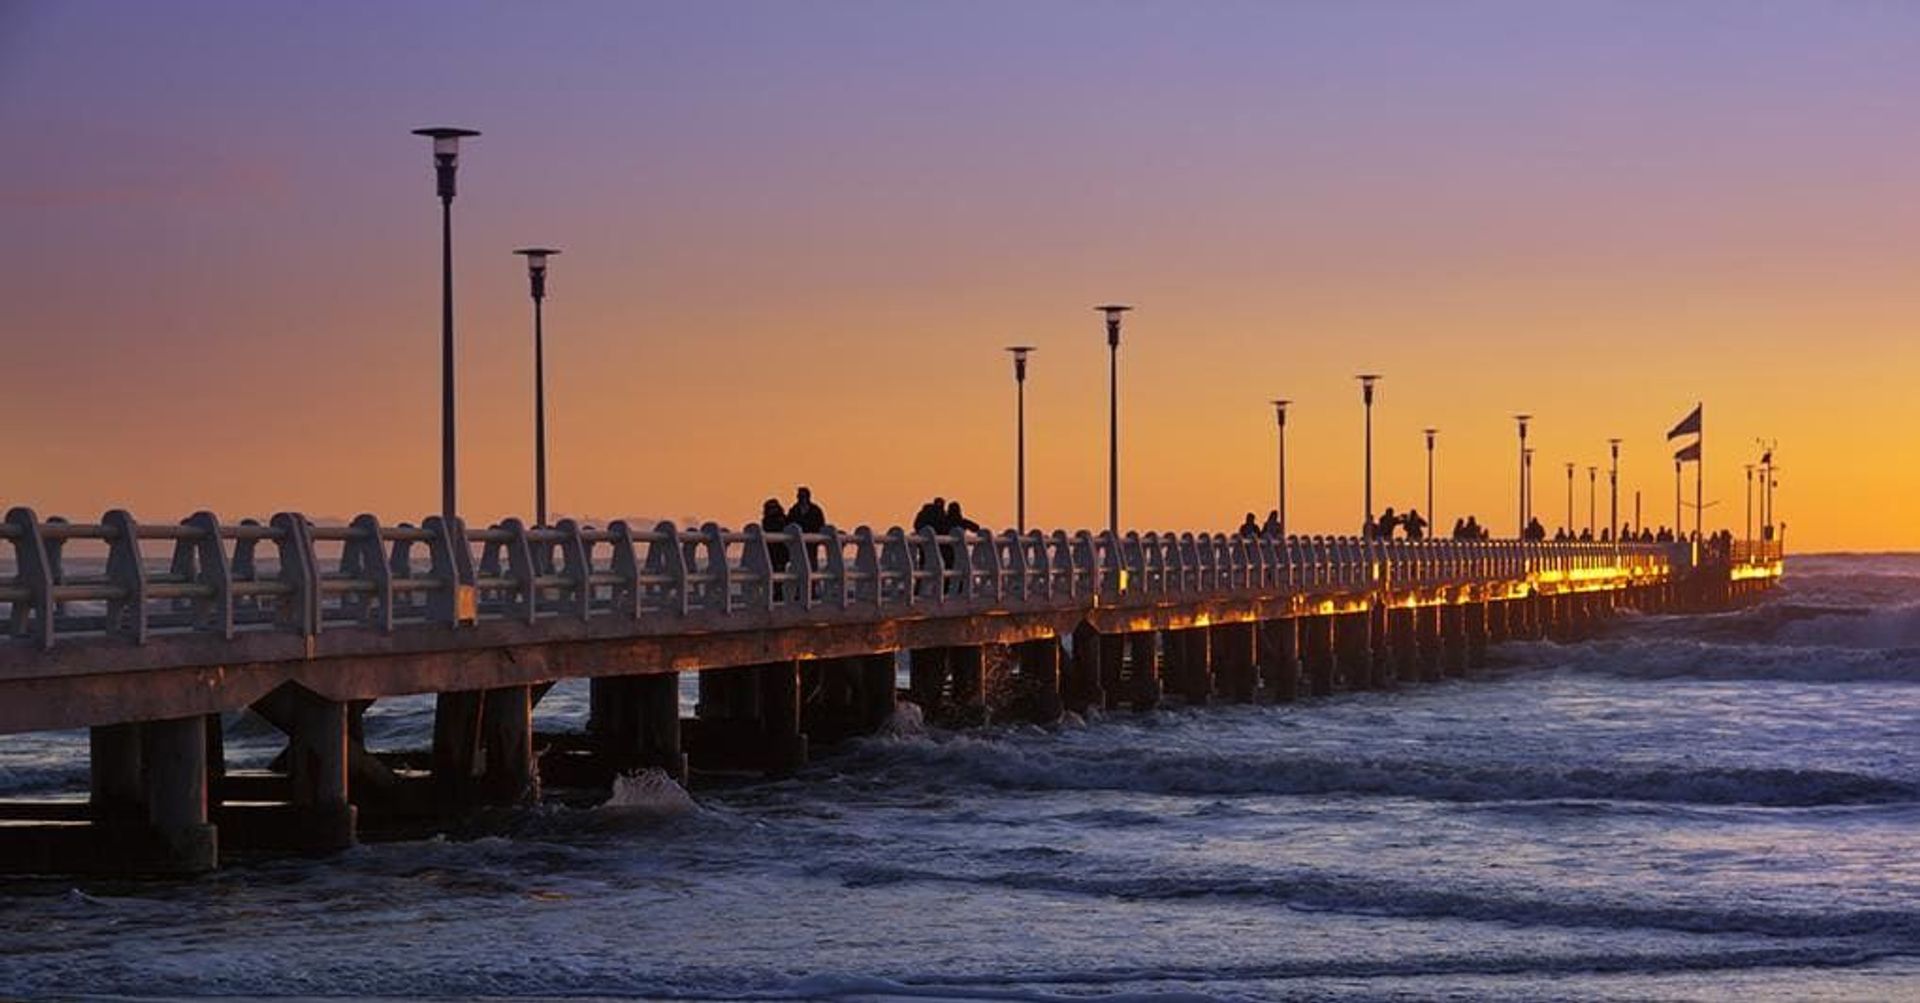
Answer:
[1066, 623, 1106, 714]
[1465, 601, 1489, 669]
[1417, 605, 1444, 682]
[946, 645, 989, 726]
[1302, 615, 1336, 697]
[1213, 622, 1258, 703]
[1014, 638, 1064, 723]
[141, 715, 216, 872]
[1441, 603, 1468, 677]
[480, 685, 534, 803]
[1258, 617, 1299, 702]
[1176, 628, 1213, 706]
[1391, 607, 1419, 684]
[1126, 632, 1163, 710]
[1334, 613, 1371, 692]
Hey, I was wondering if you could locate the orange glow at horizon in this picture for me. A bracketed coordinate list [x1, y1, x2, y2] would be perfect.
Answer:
[1, 4, 1915, 553]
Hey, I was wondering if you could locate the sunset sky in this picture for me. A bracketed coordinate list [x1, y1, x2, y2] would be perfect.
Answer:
[2, 2, 1914, 551]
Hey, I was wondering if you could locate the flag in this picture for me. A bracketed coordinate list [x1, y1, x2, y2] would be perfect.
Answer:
[1674, 441, 1701, 462]
[1667, 404, 1702, 440]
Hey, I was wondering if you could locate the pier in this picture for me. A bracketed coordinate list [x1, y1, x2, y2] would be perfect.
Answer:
[0, 506, 1783, 874]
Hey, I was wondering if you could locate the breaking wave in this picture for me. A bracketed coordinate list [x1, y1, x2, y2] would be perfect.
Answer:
[837, 736, 1918, 807]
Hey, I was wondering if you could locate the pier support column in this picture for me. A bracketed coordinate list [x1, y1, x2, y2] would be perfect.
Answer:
[89, 722, 145, 825]
[946, 645, 989, 727]
[1486, 599, 1510, 644]
[288, 695, 355, 850]
[908, 647, 951, 720]
[1014, 638, 1063, 724]
[1065, 623, 1107, 714]
[1465, 601, 1489, 669]
[1417, 605, 1444, 682]
[481, 686, 534, 804]
[758, 660, 809, 775]
[1177, 628, 1213, 705]
[1391, 607, 1420, 684]
[1127, 632, 1163, 710]
[1334, 613, 1371, 691]
[1302, 615, 1336, 697]
[1369, 603, 1394, 688]
[432, 690, 484, 803]
[860, 653, 899, 731]
[1258, 617, 1299, 703]
[141, 716, 216, 873]
[1213, 622, 1257, 703]
[595, 673, 688, 783]
[1441, 603, 1468, 677]
[1098, 633, 1126, 711]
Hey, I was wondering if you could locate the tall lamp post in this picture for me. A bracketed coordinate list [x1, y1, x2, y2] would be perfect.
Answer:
[1514, 415, 1532, 535]
[1744, 462, 1755, 546]
[1096, 305, 1131, 540]
[1006, 346, 1036, 534]
[1608, 438, 1622, 539]
[513, 247, 560, 527]
[413, 126, 480, 523]
[1423, 427, 1438, 526]
[1270, 399, 1291, 535]
[1587, 465, 1597, 538]
[1564, 461, 1575, 535]
[1525, 448, 1536, 533]
[1358, 375, 1382, 535]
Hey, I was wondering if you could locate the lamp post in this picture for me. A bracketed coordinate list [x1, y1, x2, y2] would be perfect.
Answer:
[1423, 427, 1437, 527]
[1006, 346, 1036, 534]
[1564, 461, 1575, 535]
[1587, 465, 1597, 538]
[1270, 399, 1291, 536]
[513, 247, 560, 527]
[1358, 375, 1382, 535]
[1608, 438, 1622, 539]
[1514, 414, 1532, 535]
[1524, 448, 1535, 534]
[1096, 305, 1131, 540]
[412, 126, 480, 523]
[1744, 462, 1754, 546]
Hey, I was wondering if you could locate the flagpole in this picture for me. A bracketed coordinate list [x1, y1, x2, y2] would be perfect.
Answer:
[1694, 402, 1704, 541]
[1673, 458, 1681, 535]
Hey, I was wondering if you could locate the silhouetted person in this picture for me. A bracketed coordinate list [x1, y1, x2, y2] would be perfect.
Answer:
[942, 501, 979, 593]
[1451, 518, 1466, 540]
[1262, 510, 1282, 537]
[790, 486, 825, 569]
[1376, 507, 1401, 540]
[760, 498, 789, 599]
[1524, 517, 1546, 541]
[1403, 508, 1428, 541]
[1239, 512, 1260, 538]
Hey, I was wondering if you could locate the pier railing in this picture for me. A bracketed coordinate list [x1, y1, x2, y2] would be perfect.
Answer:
[2, 507, 1679, 653]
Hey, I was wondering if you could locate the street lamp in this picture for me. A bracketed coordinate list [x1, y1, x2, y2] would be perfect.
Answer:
[1271, 399, 1291, 536]
[1423, 427, 1437, 528]
[1587, 465, 1597, 538]
[1564, 461, 1575, 536]
[1608, 438, 1622, 539]
[412, 126, 480, 522]
[1357, 375, 1382, 536]
[513, 247, 560, 527]
[1514, 414, 1532, 536]
[1095, 305, 1131, 540]
[1006, 346, 1036, 534]
[1744, 462, 1755, 546]
[1524, 447, 1536, 534]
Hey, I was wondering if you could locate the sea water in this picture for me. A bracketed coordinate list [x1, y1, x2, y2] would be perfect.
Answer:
[0, 554, 1916, 1001]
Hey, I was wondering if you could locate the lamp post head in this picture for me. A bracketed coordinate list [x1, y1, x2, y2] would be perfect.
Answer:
[1005, 344, 1036, 380]
[412, 127, 480, 200]
[1270, 398, 1291, 426]
[1515, 413, 1532, 439]
[1423, 426, 1437, 448]
[1095, 304, 1131, 346]
[1356, 373, 1381, 405]
[513, 247, 560, 300]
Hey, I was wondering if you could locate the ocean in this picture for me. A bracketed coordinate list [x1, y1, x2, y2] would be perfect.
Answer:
[1, 553, 1916, 1001]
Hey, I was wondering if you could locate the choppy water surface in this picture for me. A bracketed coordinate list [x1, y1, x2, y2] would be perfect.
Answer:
[2, 554, 1918, 1001]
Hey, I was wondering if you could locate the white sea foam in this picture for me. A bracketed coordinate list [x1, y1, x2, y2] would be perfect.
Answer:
[601, 768, 697, 814]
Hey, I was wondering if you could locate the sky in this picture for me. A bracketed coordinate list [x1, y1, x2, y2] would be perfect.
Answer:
[1, 1, 1914, 551]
